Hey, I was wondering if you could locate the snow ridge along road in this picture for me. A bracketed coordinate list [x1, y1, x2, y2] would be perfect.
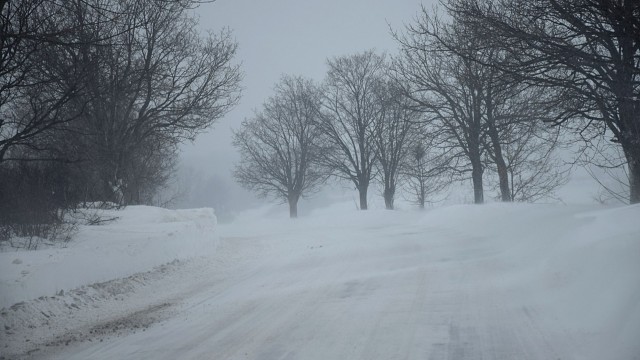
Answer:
[3, 202, 640, 359]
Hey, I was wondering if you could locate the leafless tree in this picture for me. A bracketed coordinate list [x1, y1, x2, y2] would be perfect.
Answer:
[1, 0, 239, 243]
[1, 0, 118, 230]
[396, 6, 571, 204]
[402, 140, 450, 209]
[0, 0, 89, 163]
[500, 121, 569, 202]
[67, 0, 242, 205]
[583, 141, 630, 204]
[234, 76, 324, 218]
[448, 0, 640, 204]
[483, 76, 570, 202]
[318, 51, 387, 210]
[373, 79, 421, 209]
[395, 16, 487, 204]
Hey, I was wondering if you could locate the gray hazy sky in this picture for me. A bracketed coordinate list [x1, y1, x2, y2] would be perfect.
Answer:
[179, 0, 427, 206]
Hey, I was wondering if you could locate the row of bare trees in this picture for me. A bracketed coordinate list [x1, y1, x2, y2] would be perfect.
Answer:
[234, 47, 565, 217]
[444, 0, 639, 204]
[235, 0, 639, 217]
[395, 8, 570, 205]
[0, 0, 241, 239]
[234, 54, 436, 217]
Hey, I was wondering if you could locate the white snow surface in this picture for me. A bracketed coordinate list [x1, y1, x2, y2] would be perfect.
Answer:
[0, 206, 218, 308]
[1, 202, 639, 360]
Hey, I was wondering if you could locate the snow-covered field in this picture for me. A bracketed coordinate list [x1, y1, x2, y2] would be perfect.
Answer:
[1, 202, 639, 359]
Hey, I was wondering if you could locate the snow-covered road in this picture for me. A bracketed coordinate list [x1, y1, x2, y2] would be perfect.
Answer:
[21, 203, 640, 359]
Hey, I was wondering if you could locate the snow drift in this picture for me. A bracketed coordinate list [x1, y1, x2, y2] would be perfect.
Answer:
[0, 206, 218, 309]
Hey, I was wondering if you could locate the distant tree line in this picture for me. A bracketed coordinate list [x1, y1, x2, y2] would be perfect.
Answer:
[234, 0, 639, 217]
[0, 0, 241, 243]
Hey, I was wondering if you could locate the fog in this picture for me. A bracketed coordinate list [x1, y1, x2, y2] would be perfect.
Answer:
[176, 0, 426, 216]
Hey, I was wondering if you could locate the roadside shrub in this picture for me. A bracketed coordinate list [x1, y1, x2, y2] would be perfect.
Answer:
[0, 162, 77, 250]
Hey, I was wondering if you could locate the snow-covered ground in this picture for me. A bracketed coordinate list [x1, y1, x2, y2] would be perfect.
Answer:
[1, 202, 639, 359]
[0, 206, 218, 309]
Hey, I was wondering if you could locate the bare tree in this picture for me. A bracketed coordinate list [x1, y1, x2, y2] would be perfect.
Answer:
[0, 0, 120, 230]
[402, 140, 450, 209]
[234, 76, 324, 218]
[1, 0, 239, 244]
[501, 121, 570, 202]
[1, 0, 240, 206]
[396, 6, 572, 204]
[318, 51, 387, 210]
[68, 0, 242, 205]
[583, 141, 630, 204]
[373, 79, 420, 209]
[0, 0, 88, 163]
[395, 16, 487, 204]
[483, 77, 570, 202]
[449, 0, 640, 204]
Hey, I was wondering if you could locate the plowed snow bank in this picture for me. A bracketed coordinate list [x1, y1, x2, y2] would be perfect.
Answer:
[0, 206, 218, 308]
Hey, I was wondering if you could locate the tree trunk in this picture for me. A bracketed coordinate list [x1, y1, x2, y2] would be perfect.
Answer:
[288, 194, 299, 218]
[383, 186, 395, 210]
[469, 145, 484, 204]
[470, 89, 484, 204]
[485, 89, 510, 202]
[359, 186, 368, 210]
[488, 127, 511, 202]
[418, 180, 426, 209]
[616, 17, 639, 204]
[0, 145, 7, 163]
[496, 160, 511, 202]
[472, 165, 484, 204]
[625, 149, 640, 204]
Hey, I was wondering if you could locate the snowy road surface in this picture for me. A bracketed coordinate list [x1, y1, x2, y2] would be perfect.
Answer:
[22, 204, 640, 359]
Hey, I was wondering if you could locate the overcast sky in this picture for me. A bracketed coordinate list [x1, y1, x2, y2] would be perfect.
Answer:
[177, 0, 428, 209]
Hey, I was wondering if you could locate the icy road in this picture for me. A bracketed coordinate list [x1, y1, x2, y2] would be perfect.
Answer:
[28, 204, 640, 359]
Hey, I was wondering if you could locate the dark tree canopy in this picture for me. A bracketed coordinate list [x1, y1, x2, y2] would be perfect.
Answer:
[448, 0, 640, 203]
[1, 0, 242, 232]
[67, 0, 242, 204]
[0, 0, 88, 162]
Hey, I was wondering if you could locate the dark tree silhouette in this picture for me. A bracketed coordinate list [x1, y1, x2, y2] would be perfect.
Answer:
[234, 76, 324, 218]
[396, 17, 487, 204]
[373, 80, 420, 209]
[318, 51, 386, 210]
[0, 0, 89, 163]
[68, 0, 242, 205]
[395, 7, 570, 203]
[449, 0, 640, 203]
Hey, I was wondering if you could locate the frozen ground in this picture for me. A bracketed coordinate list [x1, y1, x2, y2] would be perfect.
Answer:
[1, 202, 639, 360]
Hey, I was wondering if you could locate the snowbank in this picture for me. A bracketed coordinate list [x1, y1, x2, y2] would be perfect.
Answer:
[0, 206, 218, 309]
